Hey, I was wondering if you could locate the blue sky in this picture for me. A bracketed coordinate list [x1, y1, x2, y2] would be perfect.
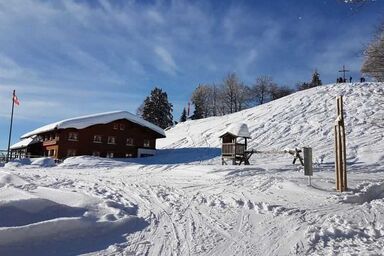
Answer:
[0, 0, 383, 148]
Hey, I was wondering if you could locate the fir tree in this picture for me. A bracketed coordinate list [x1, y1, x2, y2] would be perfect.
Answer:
[191, 104, 204, 120]
[296, 70, 322, 91]
[141, 87, 173, 129]
[180, 108, 187, 122]
[191, 85, 207, 120]
[310, 70, 322, 87]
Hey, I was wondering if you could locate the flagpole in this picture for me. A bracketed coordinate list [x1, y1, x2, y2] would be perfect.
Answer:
[6, 90, 16, 163]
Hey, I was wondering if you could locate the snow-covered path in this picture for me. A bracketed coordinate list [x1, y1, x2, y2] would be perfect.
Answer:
[4, 157, 383, 255]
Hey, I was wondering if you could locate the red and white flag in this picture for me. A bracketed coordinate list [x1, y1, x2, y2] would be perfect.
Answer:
[13, 91, 20, 106]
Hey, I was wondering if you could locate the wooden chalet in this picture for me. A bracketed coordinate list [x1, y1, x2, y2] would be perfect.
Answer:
[219, 123, 251, 165]
[10, 111, 165, 160]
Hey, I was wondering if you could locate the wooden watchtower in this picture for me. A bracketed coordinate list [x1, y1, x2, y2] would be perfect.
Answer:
[219, 123, 251, 165]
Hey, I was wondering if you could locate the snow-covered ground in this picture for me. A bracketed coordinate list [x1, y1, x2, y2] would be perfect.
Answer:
[1, 83, 383, 255]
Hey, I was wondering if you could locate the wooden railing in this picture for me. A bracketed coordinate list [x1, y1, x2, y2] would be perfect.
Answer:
[42, 138, 59, 146]
[222, 143, 246, 156]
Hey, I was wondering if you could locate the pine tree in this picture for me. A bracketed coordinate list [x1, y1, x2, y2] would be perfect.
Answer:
[141, 87, 173, 129]
[191, 102, 204, 120]
[180, 108, 187, 122]
[310, 70, 322, 87]
[296, 71, 322, 91]
[191, 85, 209, 120]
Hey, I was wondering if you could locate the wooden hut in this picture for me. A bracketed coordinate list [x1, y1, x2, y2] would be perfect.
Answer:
[219, 123, 251, 165]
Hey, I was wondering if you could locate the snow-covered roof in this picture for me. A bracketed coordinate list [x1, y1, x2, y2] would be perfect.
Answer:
[21, 111, 166, 139]
[219, 123, 251, 138]
[10, 136, 39, 150]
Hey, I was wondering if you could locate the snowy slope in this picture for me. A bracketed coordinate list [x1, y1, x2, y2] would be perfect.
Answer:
[158, 82, 384, 165]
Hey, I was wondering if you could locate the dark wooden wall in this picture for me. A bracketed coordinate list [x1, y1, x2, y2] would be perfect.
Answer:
[38, 119, 163, 159]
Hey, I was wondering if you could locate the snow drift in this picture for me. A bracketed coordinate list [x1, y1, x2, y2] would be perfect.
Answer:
[0, 171, 147, 255]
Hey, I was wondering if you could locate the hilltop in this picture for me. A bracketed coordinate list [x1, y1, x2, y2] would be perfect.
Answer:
[159, 82, 384, 165]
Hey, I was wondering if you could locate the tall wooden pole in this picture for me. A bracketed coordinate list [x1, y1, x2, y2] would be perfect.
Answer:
[334, 96, 347, 192]
[6, 90, 16, 163]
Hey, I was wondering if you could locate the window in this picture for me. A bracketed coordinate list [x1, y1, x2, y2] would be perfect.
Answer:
[119, 124, 125, 130]
[106, 152, 114, 158]
[108, 136, 116, 144]
[93, 135, 102, 143]
[126, 138, 134, 146]
[143, 139, 150, 147]
[113, 124, 119, 130]
[125, 153, 133, 158]
[48, 149, 55, 156]
[68, 132, 78, 141]
[67, 149, 76, 157]
[92, 151, 100, 157]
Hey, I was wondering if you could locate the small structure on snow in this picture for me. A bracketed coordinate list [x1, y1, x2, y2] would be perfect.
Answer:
[219, 123, 251, 165]
[219, 123, 306, 166]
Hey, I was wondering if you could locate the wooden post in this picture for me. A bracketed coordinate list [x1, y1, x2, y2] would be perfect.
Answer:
[303, 147, 313, 186]
[334, 96, 347, 192]
[6, 90, 16, 163]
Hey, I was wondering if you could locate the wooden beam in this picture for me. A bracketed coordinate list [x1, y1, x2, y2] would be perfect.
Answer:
[335, 96, 347, 192]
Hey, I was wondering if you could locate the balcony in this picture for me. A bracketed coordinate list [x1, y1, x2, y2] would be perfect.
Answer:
[221, 143, 245, 157]
[43, 138, 59, 146]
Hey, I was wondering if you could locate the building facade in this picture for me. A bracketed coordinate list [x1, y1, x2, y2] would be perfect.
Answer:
[11, 111, 165, 160]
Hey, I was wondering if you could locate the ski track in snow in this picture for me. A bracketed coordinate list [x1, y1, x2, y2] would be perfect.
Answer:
[5, 161, 384, 256]
[1, 83, 384, 255]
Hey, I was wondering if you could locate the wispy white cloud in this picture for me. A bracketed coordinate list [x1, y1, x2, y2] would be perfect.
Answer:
[0, 55, 37, 80]
[154, 46, 178, 75]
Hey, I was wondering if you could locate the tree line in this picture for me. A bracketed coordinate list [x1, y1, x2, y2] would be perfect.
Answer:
[136, 70, 322, 129]
[186, 71, 321, 121]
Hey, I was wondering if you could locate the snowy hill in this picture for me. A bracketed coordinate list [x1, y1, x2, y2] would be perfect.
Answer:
[159, 82, 384, 165]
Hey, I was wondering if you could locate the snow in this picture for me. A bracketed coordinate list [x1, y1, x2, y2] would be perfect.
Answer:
[30, 157, 56, 167]
[0, 170, 146, 255]
[20, 110, 165, 139]
[0, 83, 383, 255]
[5, 158, 56, 168]
[4, 158, 32, 168]
[10, 136, 39, 150]
[219, 122, 251, 138]
[158, 82, 384, 166]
